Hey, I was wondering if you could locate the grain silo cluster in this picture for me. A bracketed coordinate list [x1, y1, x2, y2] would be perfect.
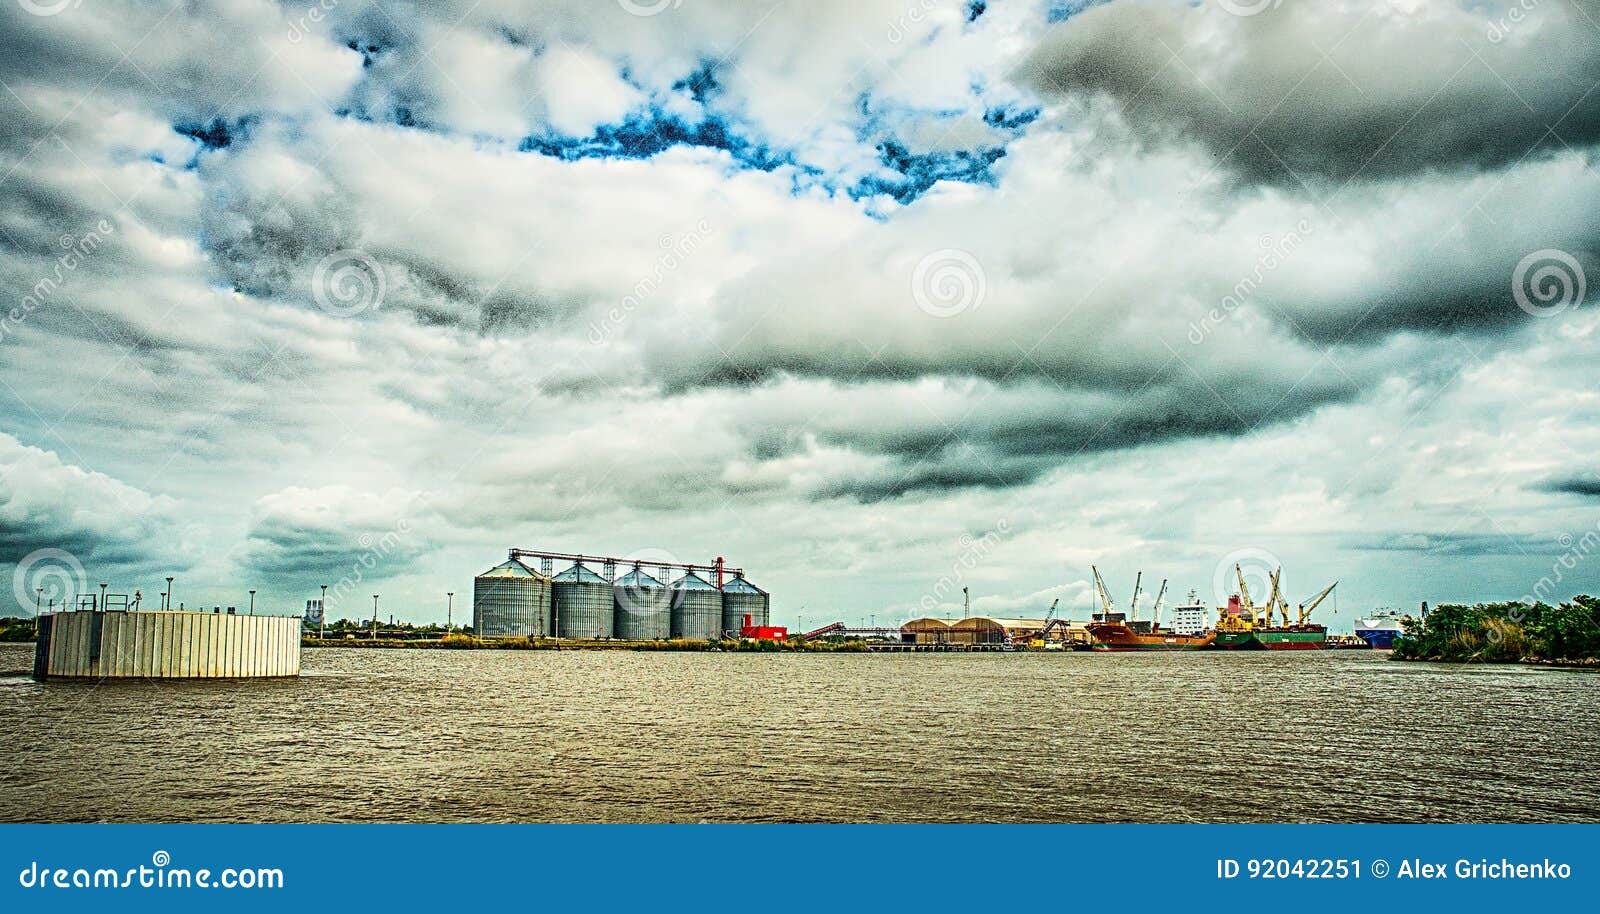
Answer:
[472, 550, 771, 641]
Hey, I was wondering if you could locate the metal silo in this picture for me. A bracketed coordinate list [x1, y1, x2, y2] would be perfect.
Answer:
[614, 567, 671, 640]
[552, 563, 614, 639]
[472, 559, 552, 637]
[670, 571, 723, 640]
[720, 572, 770, 633]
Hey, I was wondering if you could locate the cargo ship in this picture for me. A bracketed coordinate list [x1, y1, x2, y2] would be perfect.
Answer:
[1086, 617, 1217, 651]
[1211, 567, 1336, 651]
[1354, 610, 1405, 649]
[1213, 624, 1328, 650]
[1086, 569, 1216, 650]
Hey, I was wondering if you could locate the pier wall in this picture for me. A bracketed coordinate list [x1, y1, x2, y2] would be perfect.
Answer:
[33, 611, 301, 680]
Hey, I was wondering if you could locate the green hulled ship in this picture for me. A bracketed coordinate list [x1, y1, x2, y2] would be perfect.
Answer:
[1212, 566, 1336, 650]
[1212, 626, 1327, 650]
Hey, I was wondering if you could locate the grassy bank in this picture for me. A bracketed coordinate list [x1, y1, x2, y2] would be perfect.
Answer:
[1392, 596, 1600, 665]
[303, 634, 869, 653]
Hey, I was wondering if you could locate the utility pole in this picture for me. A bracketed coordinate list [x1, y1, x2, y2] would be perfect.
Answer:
[446, 592, 453, 632]
[371, 595, 379, 639]
[319, 584, 327, 640]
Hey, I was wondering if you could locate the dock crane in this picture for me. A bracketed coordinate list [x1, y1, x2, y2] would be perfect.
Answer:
[1028, 598, 1067, 649]
[1296, 582, 1338, 626]
[1234, 563, 1258, 623]
[1129, 571, 1143, 622]
[1263, 567, 1288, 628]
[1091, 566, 1118, 621]
[1148, 579, 1168, 628]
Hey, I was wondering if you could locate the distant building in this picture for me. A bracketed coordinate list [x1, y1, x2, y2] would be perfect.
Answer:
[304, 599, 325, 627]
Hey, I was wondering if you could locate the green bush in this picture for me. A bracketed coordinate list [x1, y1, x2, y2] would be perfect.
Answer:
[0, 618, 37, 643]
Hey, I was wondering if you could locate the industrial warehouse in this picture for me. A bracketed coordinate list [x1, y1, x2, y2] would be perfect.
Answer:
[472, 549, 775, 642]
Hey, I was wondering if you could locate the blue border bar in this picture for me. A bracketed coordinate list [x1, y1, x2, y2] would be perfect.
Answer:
[1, 824, 1594, 912]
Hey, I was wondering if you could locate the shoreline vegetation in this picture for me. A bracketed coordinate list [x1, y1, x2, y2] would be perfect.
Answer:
[1392, 596, 1600, 667]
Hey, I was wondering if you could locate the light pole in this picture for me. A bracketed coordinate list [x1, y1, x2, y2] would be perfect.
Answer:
[98, 582, 107, 612]
[319, 584, 327, 640]
[35, 587, 42, 615]
[446, 592, 453, 632]
[165, 576, 174, 612]
[248, 590, 256, 616]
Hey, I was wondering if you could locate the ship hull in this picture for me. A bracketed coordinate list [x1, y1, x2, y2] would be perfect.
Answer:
[1355, 628, 1400, 649]
[1087, 623, 1215, 651]
[1211, 631, 1258, 650]
[1256, 630, 1326, 650]
[1211, 628, 1327, 650]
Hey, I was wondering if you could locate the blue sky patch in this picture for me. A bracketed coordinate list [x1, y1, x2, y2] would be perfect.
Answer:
[520, 109, 788, 172]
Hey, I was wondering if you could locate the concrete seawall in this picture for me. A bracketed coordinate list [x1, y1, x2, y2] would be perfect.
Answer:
[33, 611, 301, 680]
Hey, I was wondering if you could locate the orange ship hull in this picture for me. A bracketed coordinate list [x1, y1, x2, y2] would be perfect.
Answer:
[1087, 622, 1216, 651]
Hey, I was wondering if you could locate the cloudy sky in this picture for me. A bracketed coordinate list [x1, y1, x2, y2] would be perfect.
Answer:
[2, 0, 1598, 629]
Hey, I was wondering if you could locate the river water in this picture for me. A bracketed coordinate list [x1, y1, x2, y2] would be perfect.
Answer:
[1, 643, 1596, 823]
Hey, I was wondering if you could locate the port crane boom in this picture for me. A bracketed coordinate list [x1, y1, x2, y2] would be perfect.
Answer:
[1129, 571, 1143, 622]
[1149, 579, 1168, 628]
[1297, 582, 1338, 625]
[1234, 564, 1257, 621]
[1029, 598, 1070, 648]
[1264, 567, 1285, 628]
[1091, 566, 1117, 620]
